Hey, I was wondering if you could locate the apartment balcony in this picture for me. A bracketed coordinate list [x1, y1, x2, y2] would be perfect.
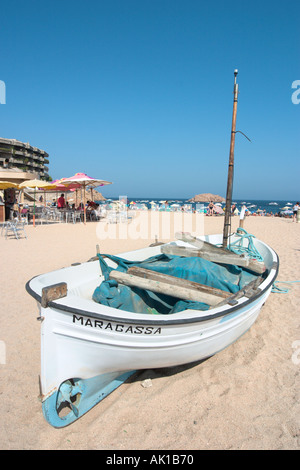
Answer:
[0, 137, 50, 180]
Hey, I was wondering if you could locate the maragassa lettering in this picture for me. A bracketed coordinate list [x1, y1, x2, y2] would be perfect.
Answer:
[73, 314, 162, 335]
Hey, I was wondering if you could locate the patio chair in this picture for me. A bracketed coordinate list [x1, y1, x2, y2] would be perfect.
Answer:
[107, 211, 118, 223]
[1, 221, 9, 236]
[53, 209, 64, 223]
[32, 207, 45, 225]
[64, 211, 71, 223]
[71, 211, 82, 223]
[4, 219, 27, 240]
[40, 207, 51, 224]
[47, 208, 57, 222]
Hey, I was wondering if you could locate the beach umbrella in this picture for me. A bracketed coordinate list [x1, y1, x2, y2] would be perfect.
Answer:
[53, 179, 82, 191]
[60, 173, 112, 223]
[189, 193, 225, 203]
[0, 181, 20, 189]
[18, 179, 57, 190]
[214, 205, 224, 214]
[18, 179, 57, 225]
[60, 173, 112, 189]
[43, 179, 82, 206]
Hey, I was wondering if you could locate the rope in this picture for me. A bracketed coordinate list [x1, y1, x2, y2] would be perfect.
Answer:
[221, 228, 300, 295]
[271, 280, 300, 294]
[228, 228, 264, 261]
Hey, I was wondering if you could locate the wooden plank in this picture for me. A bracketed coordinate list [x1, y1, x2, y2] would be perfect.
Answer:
[175, 232, 234, 255]
[109, 269, 231, 306]
[167, 236, 266, 275]
[41, 282, 68, 308]
[127, 266, 230, 299]
[162, 244, 251, 266]
[175, 232, 266, 274]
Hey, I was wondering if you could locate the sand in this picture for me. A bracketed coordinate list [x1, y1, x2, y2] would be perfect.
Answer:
[0, 213, 299, 450]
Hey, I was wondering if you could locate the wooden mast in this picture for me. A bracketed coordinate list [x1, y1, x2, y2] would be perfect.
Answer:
[223, 69, 239, 248]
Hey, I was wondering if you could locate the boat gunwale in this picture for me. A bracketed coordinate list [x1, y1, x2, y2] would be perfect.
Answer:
[25, 249, 279, 326]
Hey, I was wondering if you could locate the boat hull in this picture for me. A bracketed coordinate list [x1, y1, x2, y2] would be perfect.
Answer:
[27, 233, 278, 427]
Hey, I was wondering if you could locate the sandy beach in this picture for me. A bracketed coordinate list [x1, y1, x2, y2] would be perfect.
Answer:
[0, 213, 299, 450]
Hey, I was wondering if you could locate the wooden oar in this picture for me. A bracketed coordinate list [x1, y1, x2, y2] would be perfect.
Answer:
[109, 267, 231, 307]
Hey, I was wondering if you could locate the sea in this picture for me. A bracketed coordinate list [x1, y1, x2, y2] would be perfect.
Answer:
[95, 197, 297, 215]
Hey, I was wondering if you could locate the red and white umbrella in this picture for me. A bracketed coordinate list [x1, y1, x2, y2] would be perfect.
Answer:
[60, 173, 112, 188]
[44, 179, 82, 191]
[59, 173, 112, 223]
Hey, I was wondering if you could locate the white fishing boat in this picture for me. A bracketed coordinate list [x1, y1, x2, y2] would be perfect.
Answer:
[26, 70, 279, 428]
[26, 231, 278, 428]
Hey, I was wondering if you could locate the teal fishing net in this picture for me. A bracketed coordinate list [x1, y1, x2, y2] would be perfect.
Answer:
[93, 253, 258, 314]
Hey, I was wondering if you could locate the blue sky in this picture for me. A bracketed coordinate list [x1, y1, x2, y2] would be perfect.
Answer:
[1, 0, 299, 199]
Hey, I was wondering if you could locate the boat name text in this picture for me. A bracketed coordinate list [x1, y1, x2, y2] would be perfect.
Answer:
[73, 315, 162, 335]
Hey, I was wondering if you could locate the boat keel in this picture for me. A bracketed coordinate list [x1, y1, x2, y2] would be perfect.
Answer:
[42, 370, 136, 428]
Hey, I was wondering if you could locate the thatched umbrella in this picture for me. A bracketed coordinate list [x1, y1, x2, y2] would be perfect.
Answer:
[188, 193, 225, 203]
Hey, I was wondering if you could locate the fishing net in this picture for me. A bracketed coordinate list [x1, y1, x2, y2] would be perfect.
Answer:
[93, 253, 258, 314]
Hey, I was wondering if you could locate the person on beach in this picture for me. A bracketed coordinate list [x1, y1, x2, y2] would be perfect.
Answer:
[57, 194, 66, 209]
[207, 201, 214, 216]
[293, 202, 299, 222]
[87, 200, 97, 210]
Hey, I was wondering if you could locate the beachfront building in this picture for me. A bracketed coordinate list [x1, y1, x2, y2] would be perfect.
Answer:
[0, 137, 50, 180]
[0, 138, 50, 222]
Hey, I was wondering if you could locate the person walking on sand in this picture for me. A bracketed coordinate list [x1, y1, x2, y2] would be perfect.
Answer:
[292, 202, 300, 222]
